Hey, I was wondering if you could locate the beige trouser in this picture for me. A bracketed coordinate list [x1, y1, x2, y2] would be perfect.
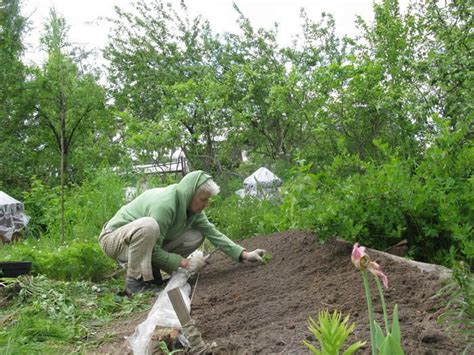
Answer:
[98, 217, 204, 281]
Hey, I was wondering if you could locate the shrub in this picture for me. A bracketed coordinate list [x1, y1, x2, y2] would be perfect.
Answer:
[437, 261, 474, 352]
[51, 169, 127, 243]
[278, 136, 473, 266]
[207, 194, 281, 240]
[1, 169, 125, 281]
[0, 239, 115, 281]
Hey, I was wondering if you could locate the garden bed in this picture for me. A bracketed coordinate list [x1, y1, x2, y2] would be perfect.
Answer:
[98, 230, 467, 353]
[191, 230, 466, 354]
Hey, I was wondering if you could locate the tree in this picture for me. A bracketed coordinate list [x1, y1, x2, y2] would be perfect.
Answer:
[324, 0, 423, 161]
[105, 0, 233, 172]
[30, 9, 112, 184]
[222, 5, 305, 162]
[281, 11, 355, 167]
[417, 0, 473, 130]
[28, 9, 111, 241]
[0, 0, 30, 191]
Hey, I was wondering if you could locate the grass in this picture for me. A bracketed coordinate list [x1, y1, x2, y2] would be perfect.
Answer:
[0, 274, 154, 354]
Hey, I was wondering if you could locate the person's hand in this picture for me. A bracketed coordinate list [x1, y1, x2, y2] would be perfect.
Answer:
[186, 254, 210, 273]
[241, 249, 266, 263]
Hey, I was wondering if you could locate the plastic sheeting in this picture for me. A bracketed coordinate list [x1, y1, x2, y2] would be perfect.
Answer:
[0, 191, 29, 241]
[236, 167, 282, 200]
[127, 253, 201, 354]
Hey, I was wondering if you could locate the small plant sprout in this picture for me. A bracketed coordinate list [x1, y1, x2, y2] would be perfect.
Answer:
[351, 243, 404, 355]
[303, 309, 366, 354]
[158, 340, 184, 354]
[261, 252, 273, 264]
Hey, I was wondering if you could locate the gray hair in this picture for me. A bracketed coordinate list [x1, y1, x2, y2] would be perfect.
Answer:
[196, 179, 220, 196]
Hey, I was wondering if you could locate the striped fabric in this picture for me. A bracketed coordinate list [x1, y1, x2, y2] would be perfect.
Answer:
[99, 217, 159, 281]
[99, 218, 204, 281]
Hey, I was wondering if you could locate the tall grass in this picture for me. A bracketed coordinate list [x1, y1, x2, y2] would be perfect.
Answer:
[0, 169, 126, 281]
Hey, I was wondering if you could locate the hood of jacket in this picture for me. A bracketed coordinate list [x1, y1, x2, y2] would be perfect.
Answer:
[176, 170, 212, 211]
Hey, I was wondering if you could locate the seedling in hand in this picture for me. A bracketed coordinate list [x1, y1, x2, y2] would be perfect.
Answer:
[261, 252, 273, 264]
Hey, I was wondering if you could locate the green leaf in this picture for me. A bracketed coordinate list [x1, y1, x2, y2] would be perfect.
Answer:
[379, 333, 404, 355]
[303, 340, 321, 354]
[304, 310, 364, 354]
[261, 252, 273, 264]
[391, 304, 401, 344]
[343, 341, 366, 355]
[374, 320, 385, 350]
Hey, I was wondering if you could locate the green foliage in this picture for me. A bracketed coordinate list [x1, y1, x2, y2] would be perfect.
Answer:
[30, 9, 115, 186]
[158, 341, 184, 354]
[22, 170, 125, 243]
[210, 123, 472, 266]
[57, 170, 126, 243]
[278, 156, 411, 245]
[278, 130, 473, 266]
[105, 0, 235, 172]
[36, 242, 115, 282]
[261, 252, 273, 264]
[0, 238, 115, 281]
[207, 194, 281, 240]
[1, 7, 118, 191]
[303, 309, 366, 355]
[0, 170, 125, 281]
[22, 177, 61, 239]
[0, 0, 470, 292]
[0, 0, 472, 350]
[437, 261, 474, 353]
[0, 275, 153, 354]
[214, 174, 245, 198]
[356, 264, 404, 355]
[0, 0, 32, 191]
[373, 304, 403, 355]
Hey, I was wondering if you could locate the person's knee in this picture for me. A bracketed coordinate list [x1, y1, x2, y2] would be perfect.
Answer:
[185, 230, 204, 246]
[180, 230, 204, 254]
[162, 229, 203, 256]
[135, 217, 160, 240]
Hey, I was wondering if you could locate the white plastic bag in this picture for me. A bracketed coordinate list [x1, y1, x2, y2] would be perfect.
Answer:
[127, 252, 202, 354]
[0, 191, 29, 241]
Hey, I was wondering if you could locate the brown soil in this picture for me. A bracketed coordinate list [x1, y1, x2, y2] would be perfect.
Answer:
[97, 230, 467, 354]
[192, 230, 466, 354]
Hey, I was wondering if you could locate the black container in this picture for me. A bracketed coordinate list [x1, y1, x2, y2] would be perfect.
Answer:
[0, 261, 32, 277]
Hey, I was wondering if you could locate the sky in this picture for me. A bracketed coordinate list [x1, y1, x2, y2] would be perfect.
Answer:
[21, 0, 410, 65]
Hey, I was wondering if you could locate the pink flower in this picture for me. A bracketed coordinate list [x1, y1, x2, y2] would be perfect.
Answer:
[352, 243, 389, 288]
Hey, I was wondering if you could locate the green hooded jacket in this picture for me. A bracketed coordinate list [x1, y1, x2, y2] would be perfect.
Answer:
[105, 170, 245, 273]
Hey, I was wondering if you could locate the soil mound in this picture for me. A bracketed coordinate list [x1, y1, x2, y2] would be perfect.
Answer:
[191, 230, 466, 354]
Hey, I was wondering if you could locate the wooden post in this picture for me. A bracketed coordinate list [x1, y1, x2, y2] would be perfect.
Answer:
[167, 287, 191, 326]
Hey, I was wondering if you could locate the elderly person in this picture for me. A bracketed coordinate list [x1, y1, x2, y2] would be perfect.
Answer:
[99, 170, 266, 294]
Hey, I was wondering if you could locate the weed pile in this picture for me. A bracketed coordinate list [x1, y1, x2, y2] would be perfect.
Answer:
[0, 275, 152, 354]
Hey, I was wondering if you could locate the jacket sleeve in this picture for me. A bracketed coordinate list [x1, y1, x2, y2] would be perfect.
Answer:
[149, 204, 183, 274]
[192, 212, 245, 262]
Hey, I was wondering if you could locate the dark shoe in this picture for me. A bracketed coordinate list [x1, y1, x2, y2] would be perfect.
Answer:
[146, 269, 169, 287]
[126, 276, 160, 295]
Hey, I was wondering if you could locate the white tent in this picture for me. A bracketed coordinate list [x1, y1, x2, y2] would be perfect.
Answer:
[236, 167, 282, 199]
[0, 191, 29, 242]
